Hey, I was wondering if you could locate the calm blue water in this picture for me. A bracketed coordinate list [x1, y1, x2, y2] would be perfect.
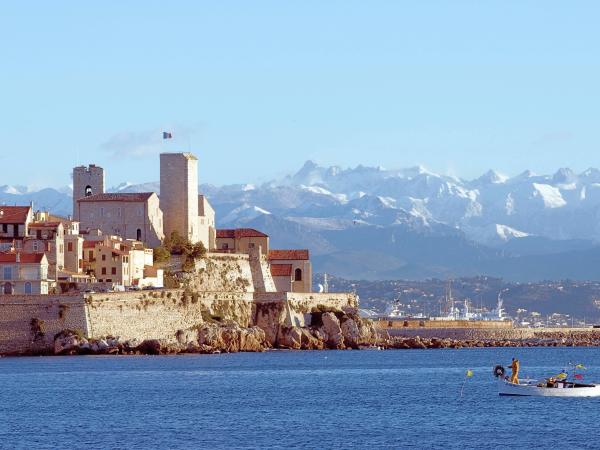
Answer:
[1, 348, 600, 449]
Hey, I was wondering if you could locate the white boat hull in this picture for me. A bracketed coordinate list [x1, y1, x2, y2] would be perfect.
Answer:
[498, 378, 600, 397]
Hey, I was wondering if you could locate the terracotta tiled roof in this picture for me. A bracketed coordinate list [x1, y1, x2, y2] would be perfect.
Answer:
[0, 252, 45, 263]
[83, 241, 98, 248]
[0, 206, 31, 224]
[270, 264, 292, 277]
[268, 249, 310, 261]
[29, 221, 61, 229]
[77, 192, 154, 203]
[216, 228, 268, 239]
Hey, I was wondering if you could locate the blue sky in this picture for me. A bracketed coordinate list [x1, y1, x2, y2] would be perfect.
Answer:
[1, 1, 599, 188]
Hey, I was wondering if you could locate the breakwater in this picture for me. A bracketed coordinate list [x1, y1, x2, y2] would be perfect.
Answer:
[375, 326, 600, 349]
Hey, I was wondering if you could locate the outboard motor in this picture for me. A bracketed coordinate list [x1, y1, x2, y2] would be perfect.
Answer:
[493, 365, 505, 378]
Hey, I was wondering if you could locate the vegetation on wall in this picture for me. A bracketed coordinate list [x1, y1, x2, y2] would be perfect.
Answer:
[154, 231, 207, 272]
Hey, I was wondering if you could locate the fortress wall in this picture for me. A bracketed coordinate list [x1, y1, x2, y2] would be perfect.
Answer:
[0, 295, 88, 354]
[186, 254, 255, 293]
[85, 290, 255, 342]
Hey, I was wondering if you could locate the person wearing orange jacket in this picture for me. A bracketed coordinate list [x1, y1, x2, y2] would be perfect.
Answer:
[508, 358, 520, 384]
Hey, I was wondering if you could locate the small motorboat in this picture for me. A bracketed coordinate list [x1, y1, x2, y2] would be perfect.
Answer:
[493, 365, 600, 397]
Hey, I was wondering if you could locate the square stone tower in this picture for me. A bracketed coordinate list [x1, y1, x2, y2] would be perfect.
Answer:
[160, 153, 199, 243]
[72, 164, 104, 220]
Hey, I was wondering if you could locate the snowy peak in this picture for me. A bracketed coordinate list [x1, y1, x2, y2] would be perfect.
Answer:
[552, 167, 577, 184]
[476, 169, 508, 185]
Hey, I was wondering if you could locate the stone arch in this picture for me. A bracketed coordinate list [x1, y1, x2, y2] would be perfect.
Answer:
[85, 185, 93, 197]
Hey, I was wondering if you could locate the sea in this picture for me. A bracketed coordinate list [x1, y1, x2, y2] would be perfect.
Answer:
[1, 347, 600, 449]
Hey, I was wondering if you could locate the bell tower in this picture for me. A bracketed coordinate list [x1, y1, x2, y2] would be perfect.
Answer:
[72, 164, 105, 220]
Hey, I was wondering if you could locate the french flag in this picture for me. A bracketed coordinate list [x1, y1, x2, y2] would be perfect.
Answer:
[162, 131, 173, 139]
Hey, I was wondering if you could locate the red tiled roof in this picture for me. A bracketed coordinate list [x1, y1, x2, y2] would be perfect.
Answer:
[268, 249, 310, 261]
[0, 252, 45, 263]
[29, 221, 61, 229]
[270, 264, 292, 277]
[216, 228, 268, 239]
[77, 192, 154, 203]
[0, 206, 31, 224]
[83, 241, 98, 248]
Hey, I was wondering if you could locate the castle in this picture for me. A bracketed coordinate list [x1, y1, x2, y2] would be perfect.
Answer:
[73, 153, 215, 250]
[0, 151, 312, 295]
[73, 151, 311, 293]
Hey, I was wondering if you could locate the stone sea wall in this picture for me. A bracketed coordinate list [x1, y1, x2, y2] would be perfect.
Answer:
[0, 294, 88, 355]
[0, 290, 360, 355]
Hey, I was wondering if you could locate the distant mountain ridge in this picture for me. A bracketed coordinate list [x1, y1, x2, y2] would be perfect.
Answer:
[4, 161, 600, 281]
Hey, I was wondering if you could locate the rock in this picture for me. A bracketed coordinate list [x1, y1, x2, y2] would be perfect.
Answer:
[176, 329, 199, 346]
[278, 326, 303, 349]
[320, 312, 344, 349]
[198, 322, 268, 353]
[239, 327, 268, 352]
[136, 339, 162, 355]
[54, 331, 80, 355]
[340, 318, 360, 349]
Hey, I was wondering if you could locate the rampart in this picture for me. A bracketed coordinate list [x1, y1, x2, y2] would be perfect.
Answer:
[0, 294, 88, 355]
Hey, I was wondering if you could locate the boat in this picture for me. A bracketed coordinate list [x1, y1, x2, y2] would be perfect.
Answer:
[493, 365, 600, 397]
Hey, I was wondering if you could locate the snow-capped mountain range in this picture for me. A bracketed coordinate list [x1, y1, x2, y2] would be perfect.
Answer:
[3, 161, 600, 281]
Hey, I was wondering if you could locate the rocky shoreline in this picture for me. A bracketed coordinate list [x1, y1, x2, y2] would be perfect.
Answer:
[42, 310, 377, 356]
[28, 328, 600, 357]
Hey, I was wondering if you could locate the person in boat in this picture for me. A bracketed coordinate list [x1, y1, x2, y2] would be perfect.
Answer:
[508, 358, 520, 384]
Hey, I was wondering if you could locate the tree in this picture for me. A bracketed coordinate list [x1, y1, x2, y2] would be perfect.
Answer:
[153, 245, 170, 264]
[190, 241, 207, 259]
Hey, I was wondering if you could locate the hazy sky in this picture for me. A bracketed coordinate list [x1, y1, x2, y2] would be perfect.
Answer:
[2, 1, 599, 188]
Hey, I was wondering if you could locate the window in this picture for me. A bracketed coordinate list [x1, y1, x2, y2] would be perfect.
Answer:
[100, 207, 104, 217]
[33, 241, 39, 252]
[222, 243, 229, 250]
[85, 185, 93, 196]
[3, 282, 13, 295]
[2, 224, 7, 233]
[89, 250, 93, 260]
[3, 267, 12, 280]
[294, 268, 302, 282]
[111, 267, 116, 275]
[117, 207, 122, 217]
[101, 267, 106, 275]
[136, 229, 142, 241]
[24, 282, 32, 294]
[102, 254, 106, 261]
[67, 242, 73, 252]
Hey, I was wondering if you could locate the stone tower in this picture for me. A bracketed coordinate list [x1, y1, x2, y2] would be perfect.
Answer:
[72, 164, 104, 220]
[160, 153, 199, 243]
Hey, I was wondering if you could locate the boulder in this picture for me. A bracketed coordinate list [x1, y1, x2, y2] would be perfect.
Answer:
[239, 327, 268, 352]
[340, 318, 360, 349]
[54, 331, 80, 355]
[320, 312, 344, 349]
[136, 339, 162, 355]
[278, 326, 303, 349]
